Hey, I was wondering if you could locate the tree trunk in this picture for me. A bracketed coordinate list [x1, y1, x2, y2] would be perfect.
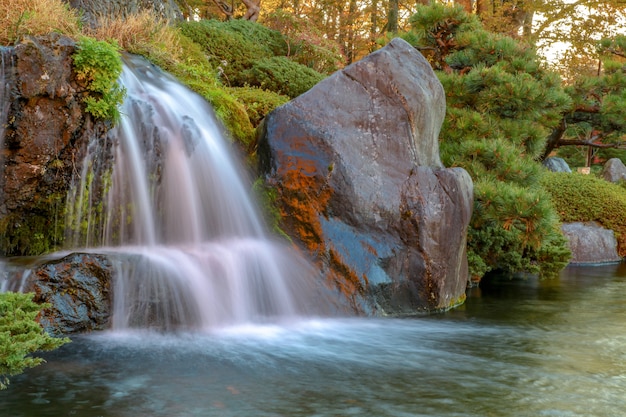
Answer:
[455, 0, 473, 14]
[387, 0, 398, 33]
[241, 0, 261, 21]
[370, 0, 378, 52]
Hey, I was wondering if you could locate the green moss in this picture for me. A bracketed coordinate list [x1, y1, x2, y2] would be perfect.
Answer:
[73, 37, 126, 123]
[252, 178, 291, 242]
[0, 193, 66, 256]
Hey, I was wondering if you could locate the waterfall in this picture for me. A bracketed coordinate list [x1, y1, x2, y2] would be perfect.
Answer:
[0, 46, 14, 153]
[62, 55, 328, 331]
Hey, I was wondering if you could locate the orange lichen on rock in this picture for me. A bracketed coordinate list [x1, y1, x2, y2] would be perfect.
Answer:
[274, 159, 331, 254]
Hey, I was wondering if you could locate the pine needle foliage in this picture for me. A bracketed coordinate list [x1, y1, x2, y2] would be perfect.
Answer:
[551, 35, 626, 163]
[400, 3, 573, 280]
[0, 292, 70, 390]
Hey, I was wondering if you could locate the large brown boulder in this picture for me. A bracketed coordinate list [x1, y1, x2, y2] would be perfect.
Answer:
[258, 38, 473, 315]
[0, 34, 110, 256]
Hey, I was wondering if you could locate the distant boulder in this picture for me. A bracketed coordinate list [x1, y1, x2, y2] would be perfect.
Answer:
[601, 158, 626, 183]
[258, 38, 473, 315]
[543, 157, 571, 173]
[561, 222, 622, 264]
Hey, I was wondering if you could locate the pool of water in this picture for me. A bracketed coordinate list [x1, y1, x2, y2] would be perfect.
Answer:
[1, 264, 625, 417]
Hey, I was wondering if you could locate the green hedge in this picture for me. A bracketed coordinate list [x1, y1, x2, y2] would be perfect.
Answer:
[241, 56, 324, 99]
[542, 171, 626, 256]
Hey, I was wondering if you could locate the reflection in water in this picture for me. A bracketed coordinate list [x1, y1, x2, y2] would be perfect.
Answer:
[1, 264, 625, 417]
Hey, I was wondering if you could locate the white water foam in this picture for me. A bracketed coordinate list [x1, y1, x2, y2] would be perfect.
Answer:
[60, 55, 332, 331]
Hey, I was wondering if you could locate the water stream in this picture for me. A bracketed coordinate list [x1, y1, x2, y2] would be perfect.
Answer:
[0, 46, 14, 172]
[2, 52, 625, 416]
[1, 264, 625, 416]
[59, 55, 333, 330]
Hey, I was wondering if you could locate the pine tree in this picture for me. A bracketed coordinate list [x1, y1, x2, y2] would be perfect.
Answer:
[544, 35, 626, 163]
[0, 292, 70, 390]
[400, 3, 572, 280]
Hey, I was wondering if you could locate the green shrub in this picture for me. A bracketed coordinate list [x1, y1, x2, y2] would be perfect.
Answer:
[241, 56, 324, 99]
[215, 18, 288, 57]
[177, 20, 270, 87]
[0, 292, 70, 390]
[442, 138, 542, 188]
[542, 171, 626, 256]
[228, 86, 289, 127]
[468, 178, 570, 279]
[73, 37, 126, 123]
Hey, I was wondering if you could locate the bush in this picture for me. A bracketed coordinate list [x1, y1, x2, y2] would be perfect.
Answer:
[468, 178, 570, 280]
[542, 171, 626, 256]
[0, 292, 70, 390]
[0, 0, 80, 45]
[241, 56, 324, 99]
[393, 3, 574, 281]
[178, 20, 270, 87]
[73, 37, 126, 123]
[214, 18, 288, 57]
[228, 87, 289, 128]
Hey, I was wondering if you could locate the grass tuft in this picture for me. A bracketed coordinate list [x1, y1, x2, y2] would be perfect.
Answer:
[87, 10, 182, 65]
[0, 0, 81, 45]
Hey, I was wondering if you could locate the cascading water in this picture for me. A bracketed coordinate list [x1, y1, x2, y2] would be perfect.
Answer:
[0, 46, 14, 164]
[62, 55, 329, 331]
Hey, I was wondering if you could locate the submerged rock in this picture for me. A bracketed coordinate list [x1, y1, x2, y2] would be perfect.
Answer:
[258, 38, 473, 315]
[561, 222, 622, 265]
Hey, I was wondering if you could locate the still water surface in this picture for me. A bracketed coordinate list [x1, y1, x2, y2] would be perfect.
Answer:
[1, 264, 625, 417]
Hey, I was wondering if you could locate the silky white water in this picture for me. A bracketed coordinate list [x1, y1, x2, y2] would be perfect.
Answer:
[0, 47, 14, 166]
[61, 55, 329, 331]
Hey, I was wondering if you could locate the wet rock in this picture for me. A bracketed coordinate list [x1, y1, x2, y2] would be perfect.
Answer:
[561, 222, 622, 264]
[258, 38, 473, 315]
[601, 158, 626, 183]
[16, 253, 113, 334]
[0, 33, 111, 256]
[543, 157, 571, 173]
